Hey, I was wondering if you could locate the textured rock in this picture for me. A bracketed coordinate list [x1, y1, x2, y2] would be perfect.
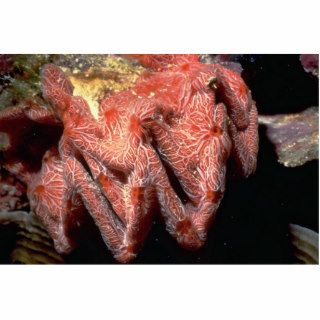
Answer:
[300, 54, 319, 77]
[259, 107, 318, 167]
[289, 224, 318, 264]
[0, 171, 28, 212]
[0, 210, 64, 264]
[53, 54, 145, 118]
[0, 55, 53, 111]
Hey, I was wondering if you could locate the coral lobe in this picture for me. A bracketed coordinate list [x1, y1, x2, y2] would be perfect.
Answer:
[0, 54, 258, 262]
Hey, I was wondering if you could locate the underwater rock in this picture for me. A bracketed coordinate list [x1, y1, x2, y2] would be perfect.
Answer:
[259, 107, 319, 167]
[0, 55, 14, 75]
[0, 54, 53, 110]
[53, 54, 145, 118]
[0, 171, 28, 212]
[200, 54, 243, 74]
[0, 210, 64, 264]
[300, 54, 319, 77]
[289, 224, 318, 264]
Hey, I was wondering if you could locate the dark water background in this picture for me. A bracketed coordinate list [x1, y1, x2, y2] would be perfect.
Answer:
[1, 54, 319, 264]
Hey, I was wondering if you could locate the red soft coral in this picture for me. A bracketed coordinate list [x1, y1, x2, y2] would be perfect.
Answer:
[0, 55, 258, 262]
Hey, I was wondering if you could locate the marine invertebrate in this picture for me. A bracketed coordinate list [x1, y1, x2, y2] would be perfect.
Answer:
[0, 54, 258, 262]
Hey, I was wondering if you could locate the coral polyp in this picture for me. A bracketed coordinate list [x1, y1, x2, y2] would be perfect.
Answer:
[0, 55, 258, 262]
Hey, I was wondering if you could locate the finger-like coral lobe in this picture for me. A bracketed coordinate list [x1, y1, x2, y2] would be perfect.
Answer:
[0, 55, 258, 262]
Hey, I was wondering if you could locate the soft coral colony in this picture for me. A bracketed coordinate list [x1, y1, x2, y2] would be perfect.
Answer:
[0, 54, 258, 263]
